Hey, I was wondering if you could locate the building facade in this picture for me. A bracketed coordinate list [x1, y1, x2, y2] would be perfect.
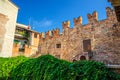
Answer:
[31, 7, 120, 64]
[0, 0, 120, 65]
[12, 23, 40, 57]
[0, 0, 40, 57]
[0, 0, 18, 57]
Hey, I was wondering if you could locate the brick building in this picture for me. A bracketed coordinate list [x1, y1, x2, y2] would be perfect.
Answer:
[0, 0, 120, 65]
[31, 7, 120, 64]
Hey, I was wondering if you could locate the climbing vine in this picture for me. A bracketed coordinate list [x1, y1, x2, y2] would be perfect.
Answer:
[0, 55, 120, 80]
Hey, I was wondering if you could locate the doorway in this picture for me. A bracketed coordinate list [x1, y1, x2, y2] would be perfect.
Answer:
[83, 39, 91, 52]
[80, 56, 86, 60]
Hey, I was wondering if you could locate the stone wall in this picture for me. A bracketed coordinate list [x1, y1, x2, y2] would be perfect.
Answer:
[24, 45, 32, 57]
[12, 44, 32, 57]
[12, 44, 19, 57]
[30, 32, 40, 55]
[32, 7, 120, 64]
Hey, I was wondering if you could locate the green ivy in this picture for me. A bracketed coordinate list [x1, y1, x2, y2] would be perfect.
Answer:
[0, 56, 28, 79]
[0, 55, 120, 80]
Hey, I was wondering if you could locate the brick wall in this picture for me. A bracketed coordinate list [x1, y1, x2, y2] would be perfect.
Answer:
[12, 44, 32, 57]
[30, 32, 40, 55]
[12, 44, 19, 57]
[24, 45, 32, 57]
[32, 7, 120, 64]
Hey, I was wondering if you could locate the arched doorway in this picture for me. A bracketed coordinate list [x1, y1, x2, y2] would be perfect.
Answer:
[80, 56, 86, 60]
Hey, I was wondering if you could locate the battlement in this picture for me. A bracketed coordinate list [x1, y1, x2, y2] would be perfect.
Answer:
[74, 16, 82, 26]
[45, 31, 51, 40]
[52, 28, 60, 38]
[39, 7, 116, 42]
[87, 11, 98, 23]
[39, 33, 44, 39]
[39, 29, 60, 42]
[62, 20, 70, 29]
[106, 7, 116, 20]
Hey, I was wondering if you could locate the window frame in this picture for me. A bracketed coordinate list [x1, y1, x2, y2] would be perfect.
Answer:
[56, 43, 61, 48]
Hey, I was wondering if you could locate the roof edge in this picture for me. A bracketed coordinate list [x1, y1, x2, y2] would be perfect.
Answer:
[8, 0, 20, 9]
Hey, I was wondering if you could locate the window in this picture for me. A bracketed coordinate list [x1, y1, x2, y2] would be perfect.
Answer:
[56, 44, 61, 48]
[34, 33, 37, 38]
[80, 56, 86, 60]
[83, 39, 91, 52]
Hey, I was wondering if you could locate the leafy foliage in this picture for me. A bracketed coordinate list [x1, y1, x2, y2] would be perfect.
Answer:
[0, 56, 28, 79]
[0, 55, 120, 80]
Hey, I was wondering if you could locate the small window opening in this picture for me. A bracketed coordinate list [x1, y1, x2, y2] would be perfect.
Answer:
[56, 44, 61, 48]
[34, 33, 37, 38]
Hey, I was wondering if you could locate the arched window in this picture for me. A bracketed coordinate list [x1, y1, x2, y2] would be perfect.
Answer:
[80, 56, 86, 60]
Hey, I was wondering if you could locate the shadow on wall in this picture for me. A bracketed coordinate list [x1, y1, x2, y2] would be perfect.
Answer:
[0, 13, 8, 53]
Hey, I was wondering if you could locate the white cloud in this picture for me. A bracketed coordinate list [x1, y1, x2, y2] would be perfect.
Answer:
[30, 18, 53, 30]
[43, 20, 52, 26]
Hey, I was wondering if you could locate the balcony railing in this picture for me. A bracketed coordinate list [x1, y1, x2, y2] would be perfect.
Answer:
[15, 30, 30, 40]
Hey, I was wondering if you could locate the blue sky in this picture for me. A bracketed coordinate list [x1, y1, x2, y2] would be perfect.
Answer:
[12, 0, 112, 33]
